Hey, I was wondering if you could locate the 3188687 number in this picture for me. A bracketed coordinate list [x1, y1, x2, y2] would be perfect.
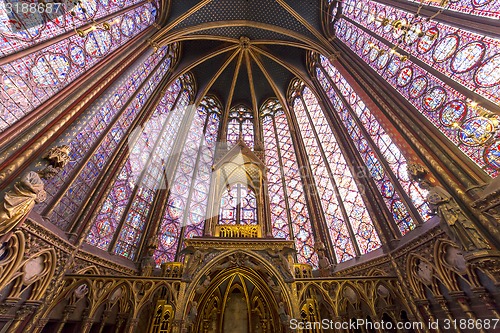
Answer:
[442, 318, 499, 330]
[0, 1, 63, 14]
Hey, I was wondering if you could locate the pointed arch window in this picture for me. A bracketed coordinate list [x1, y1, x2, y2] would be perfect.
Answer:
[289, 81, 381, 263]
[340, 0, 500, 105]
[0, 0, 159, 56]
[86, 74, 192, 258]
[154, 96, 222, 265]
[333, 18, 500, 177]
[39, 45, 175, 230]
[0, 2, 160, 133]
[315, 55, 431, 235]
[219, 183, 257, 225]
[226, 105, 254, 149]
[261, 98, 318, 266]
[402, 0, 500, 19]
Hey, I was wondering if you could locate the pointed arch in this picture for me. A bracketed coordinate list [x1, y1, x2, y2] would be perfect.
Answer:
[287, 78, 381, 263]
[153, 94, 222, 264]
[260, 97, 318, 266]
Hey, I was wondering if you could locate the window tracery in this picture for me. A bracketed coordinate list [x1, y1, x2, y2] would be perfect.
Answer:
[261, 99, 318, 266]
[290, 81, 381, 262]
[0, 0, 157, 55]
[154, 96, 222, 265]
[86, 75, 189, 257]
[315, 56, 431, 235]
[0, 2, 158, 132]
[335, 19, 500, 177]
[218, 183, 257, 226]
[341, 0, 500, 105]
[404, 0, 500, 19]
[226, 105, 254, 149]
[40, 46, 174, 230]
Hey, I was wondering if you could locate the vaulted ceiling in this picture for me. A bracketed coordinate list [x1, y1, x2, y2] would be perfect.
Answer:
[150, 0, 337, 111]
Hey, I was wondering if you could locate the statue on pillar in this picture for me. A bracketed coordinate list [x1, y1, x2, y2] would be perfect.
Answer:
[0, 145, 71, 243]
[419, 180, 491, 252]
[195, 275, 211, 297]
[140, 237, 158, 276]
[407, 163, 491, 253]
[315, 241, 335, 277]
[266, 247, 295, 280]
[0, 171, 46, 244]
[186, 301, 198, 331]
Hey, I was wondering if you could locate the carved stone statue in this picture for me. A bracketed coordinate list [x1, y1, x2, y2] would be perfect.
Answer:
[267, 248, 294, 280]
[183, 249, 206, 279]
[140, 237, 158, 276]
[0, 171, 46, 243]
[278, 302, 290, 324]
[416, 260, 433, 286]
[70, 284, 89, 304]
[195, 275, 211, 296]
[186, 301, 198, 327]
[38, 145, 71, 180]
[315, 241, 335, 277]
[266, 276, 282, 302]
[419, 181, 491, 252]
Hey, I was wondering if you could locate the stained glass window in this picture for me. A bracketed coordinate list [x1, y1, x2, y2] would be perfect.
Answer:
[404, 0, 500, 19]
[183, 97, 222, 239]
[154, 96, 222, 265]
[39, 45, 175, 230]
[86, 75, 190, 256]
[114, 86, 191, 259]
[218, 183, 257, 225]
[316, 56, 431, 235]
[0, 2, 158, 133]
[335, 19, 500, 178]
[0, 0, 158, 55]
[290, 81, 381, 262]
[340, 0, 500, 106]
[226, 105, 254, 149]
[261, 99, 318, 267]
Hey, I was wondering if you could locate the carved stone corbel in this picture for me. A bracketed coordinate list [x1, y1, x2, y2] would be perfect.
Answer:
[407, 163, 494, 254]
[37, 145, 71, 180]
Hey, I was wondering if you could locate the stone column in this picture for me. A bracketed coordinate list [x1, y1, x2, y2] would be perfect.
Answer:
[415, 300, 441, 333]
[472, 288, 500, 318]
[54, 304, 76, 333]
[124, 317, 138, 333]
[339, 315, 350, 333]
[368, 312, 384, 333]
[97, 309, 112, 333]
[452, 293, 487, 333]
[34, 318, 49, 333]
[172, 319, 184, 333]
[331, 316, 344, 333]
[433, 296, 454, 324]
[80, 308, 94, 333]
[7, 302, 39, 332]
[114, 313, 128, 333]
[357, 310, 371, 333]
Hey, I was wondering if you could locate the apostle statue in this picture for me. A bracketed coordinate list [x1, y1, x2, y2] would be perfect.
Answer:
[0, 171, 46, 243]
[186, 301, 198, 327]
[315, 241, 335, 276]
[419, 180, 491, 252]
[140, 237, 158, 276]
